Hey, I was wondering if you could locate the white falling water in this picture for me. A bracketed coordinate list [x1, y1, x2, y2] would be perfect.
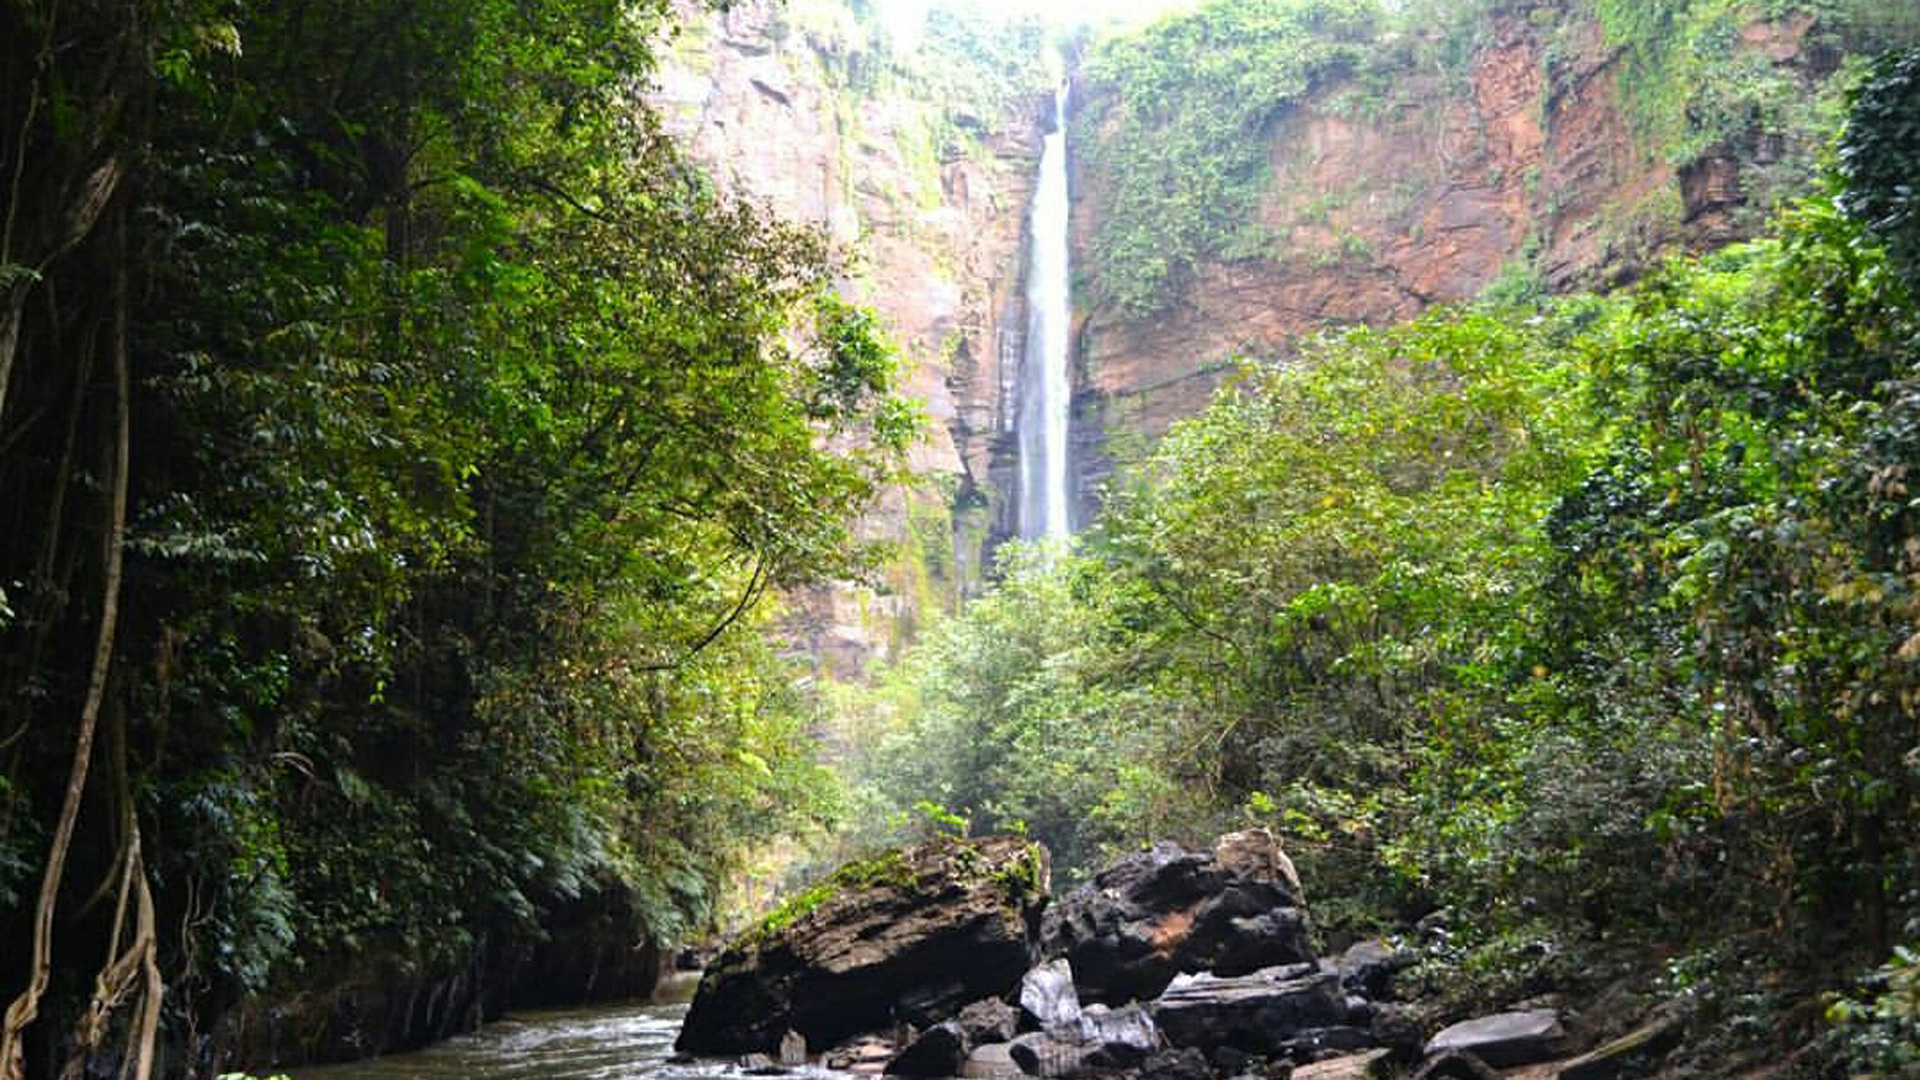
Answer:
[1018, 79, 1073, 541]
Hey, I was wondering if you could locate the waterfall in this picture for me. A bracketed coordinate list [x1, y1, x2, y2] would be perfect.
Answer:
[1018, 79, 1073, 541]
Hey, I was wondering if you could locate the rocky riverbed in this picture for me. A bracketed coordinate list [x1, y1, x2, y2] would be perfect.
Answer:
[671, 832, 1686, 1080]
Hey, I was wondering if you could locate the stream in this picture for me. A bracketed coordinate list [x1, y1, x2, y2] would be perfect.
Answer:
[295, 977, 855, 1080]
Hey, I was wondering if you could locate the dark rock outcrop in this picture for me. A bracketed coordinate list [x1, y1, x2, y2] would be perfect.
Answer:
[676, 837, 1049, 1055]
[1335, 940, 1414, 1002]
[887, 1021, 968, 1078]
[505, 883, 664, 1009]
[956, 997, 1022, 1047]
[1148, 962, 1346, 1057]
[1043, 829, 1312, 1005]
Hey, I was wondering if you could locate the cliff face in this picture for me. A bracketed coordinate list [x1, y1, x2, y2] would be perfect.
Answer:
[1069, 8, 1835, 510]
[653, 0, 1047, 673]
[653, 1, 1856, 654]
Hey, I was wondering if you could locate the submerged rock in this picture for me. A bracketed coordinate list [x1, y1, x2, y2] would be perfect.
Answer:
[1042, 830, 1313, 1005]
[676, 837, 1050, 1054]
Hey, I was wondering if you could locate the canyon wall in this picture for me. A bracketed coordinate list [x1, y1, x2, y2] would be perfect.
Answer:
[1068, 3, 1849, 514]
[653, 0, 1051, 672]
[653, 0, 1881, 663]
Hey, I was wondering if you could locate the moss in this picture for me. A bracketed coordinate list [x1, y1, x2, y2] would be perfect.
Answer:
[741, 850, 917, 945]
[995, 842, 1049, 903]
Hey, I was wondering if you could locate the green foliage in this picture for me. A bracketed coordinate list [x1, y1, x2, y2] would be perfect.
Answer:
[0, 0, 907, 1056]
[1079, 0, 1382, 315]
[745, 849, 913, 943]
[1839, 48, 1920, 283]
[1592, 0, 1910, 191]
[1825, 944, 1920, 1072]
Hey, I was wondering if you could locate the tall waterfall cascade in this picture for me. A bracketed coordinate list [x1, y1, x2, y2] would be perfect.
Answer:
[1017, 79, 1073, 541]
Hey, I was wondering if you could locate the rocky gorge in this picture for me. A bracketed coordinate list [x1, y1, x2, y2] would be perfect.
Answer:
[652, 0, 1868, 643]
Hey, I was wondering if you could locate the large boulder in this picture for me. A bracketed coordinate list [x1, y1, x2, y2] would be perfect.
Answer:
[1148, 962, 1347, 1056]
[676, 838, 1050, 1054]
[1043, 830, 1313, 1004]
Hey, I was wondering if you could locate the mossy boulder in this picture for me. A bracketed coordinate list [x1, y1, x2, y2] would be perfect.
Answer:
[675, 837, 1050, 1055]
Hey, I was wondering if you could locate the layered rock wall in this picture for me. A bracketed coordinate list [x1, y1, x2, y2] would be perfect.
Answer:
[1069, 7, 1837, 516]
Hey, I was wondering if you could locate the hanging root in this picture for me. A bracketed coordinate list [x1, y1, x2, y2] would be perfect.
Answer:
[60, 829, 162, 1080]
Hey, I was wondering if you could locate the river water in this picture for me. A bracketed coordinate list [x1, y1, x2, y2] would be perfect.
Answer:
[296, 984, 856, 1080]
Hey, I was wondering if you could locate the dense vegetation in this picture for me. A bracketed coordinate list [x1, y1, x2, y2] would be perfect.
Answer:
[846, 49, 1920, 1074]
[1077, 0, 1379, 316]
[0, 0, 912, 1075]
[1077, 0, 1920, 317]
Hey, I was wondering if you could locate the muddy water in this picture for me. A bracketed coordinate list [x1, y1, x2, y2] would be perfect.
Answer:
[295, 978, 855, 1080]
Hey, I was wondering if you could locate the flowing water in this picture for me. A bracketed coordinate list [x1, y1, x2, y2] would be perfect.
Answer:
[295, 981, 855, 1080]
[1017, 77, 1073, 541]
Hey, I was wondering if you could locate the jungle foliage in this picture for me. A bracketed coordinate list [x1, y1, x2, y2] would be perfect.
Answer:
[0, 0, 907, 1074]
[849, 50, 1920, 1073]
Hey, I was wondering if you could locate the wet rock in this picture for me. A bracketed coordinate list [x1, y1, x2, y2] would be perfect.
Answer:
[1008, 993, 1161, 1077]
[1335, 940, 1414, 1001]
[1010, 1022, 1155, 1077]
[1278, 1026, 1376, 1061]
[739, 1052, 788, 1075]
[780, 1029, 808, 1067]
[1137, 1046, 1212, 1080]
[1366, 1002, 1427, 1063]
[1211, 1045, 1255, 1074]
[961, 1042, 1023, 1079]
[1082, 1003, 1161, 1062]
[829, 1036, 900, 1075]
[1292, 1048, 1391, 1080]
[887, 1021, 967, 1077]
[1423, 1009, 1568, 1069]
[1021, 958, 1084, 1036]
[676, 837, 1050, 1055]
[957, 998, 1021, 1046]
[1043, 830, 1313, 1005]
[1150, 963, 1345, 1056]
